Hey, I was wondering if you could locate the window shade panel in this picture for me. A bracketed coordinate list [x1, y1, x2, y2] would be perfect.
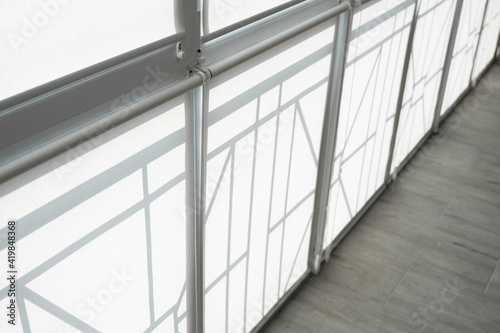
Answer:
[205, 23, 335, 333]
[0, 97, 187, 333]
[441, 0, 487, 114]
[206, 0, 299, 35]
[472, 1, 500, 80]
[324, 0, 414, 248]
[391, 0, 457, 174]
[0, 0, 176, 102]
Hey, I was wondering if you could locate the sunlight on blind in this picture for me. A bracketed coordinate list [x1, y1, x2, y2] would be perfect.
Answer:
[442, 0, 487, 114]
[472, 0, 500, 80]
[206, 23, 335, 333]
[207, 0, 295, 34]
[324, 0, 414, 248]
[391, 0, 457, 174]
[0, 97, 187, 333]
[0, 0, 176, 102]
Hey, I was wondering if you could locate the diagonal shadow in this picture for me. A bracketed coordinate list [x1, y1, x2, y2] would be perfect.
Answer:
[22, 286, 100, 333]
[205, 146, 233, 221]
[296, 101, 319, 167]
[0, 129, 185, 252]
[261, 83, 283, 316]
[142, 167, 156, 325]
[277, 104, 298, 297]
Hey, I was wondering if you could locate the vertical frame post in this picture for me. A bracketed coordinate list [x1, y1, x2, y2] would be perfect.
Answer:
[308, 5, 352, 275]
[432, 0, 464, 133]
[385, 0, 421, 182]
[185, 82, 208, 333]
[469, 0, 490, 87]
[180, 1, 204, 332]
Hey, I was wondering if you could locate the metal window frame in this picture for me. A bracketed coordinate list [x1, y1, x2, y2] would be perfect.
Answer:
[0, 0, 201, 173]
[434, 0, 492, 126]
[3, 0, 500, 333]
[185, 81, 208, 333]
[384, 0, 422, 183]
[202, 0, 345, 67]
[315, 0, 419, 265]
[388, 0, 495, 181]
[388, 0, 496, 185]
[2, 2, 350, 333]
[202, 0, 306, 41]
[0, 0, 344, 181]
[470, 0, 491, 87]
[308, 6, 352, 275]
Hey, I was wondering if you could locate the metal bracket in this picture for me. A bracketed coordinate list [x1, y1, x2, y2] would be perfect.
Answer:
[189, 66, 212, 83]
[324, 243, 334, 262]
[195, 66, 212, 80]
[313, 255, 322, 272]
[177, 42, 186, 60]
[197, 49, 206, 65]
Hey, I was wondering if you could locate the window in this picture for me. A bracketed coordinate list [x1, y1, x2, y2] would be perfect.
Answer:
[0, 0, 176, 101]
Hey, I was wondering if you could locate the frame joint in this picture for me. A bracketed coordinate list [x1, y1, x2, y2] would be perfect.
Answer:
[189, 66, 213, 84]
[338, 0, 359, 8]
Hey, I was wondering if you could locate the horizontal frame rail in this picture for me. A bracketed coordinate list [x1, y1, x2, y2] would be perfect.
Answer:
[0, 2, 350, 184]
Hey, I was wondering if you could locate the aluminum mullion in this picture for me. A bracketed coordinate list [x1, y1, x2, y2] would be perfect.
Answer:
[308, 7, 352, 275]
[185, 81, 207, 333]
[181, 6, 204, 332]
[385, 0, 421, 183]
[432, 0, 464, 133]
[470, 0, 491, 87]
[198, 83, 208, 333]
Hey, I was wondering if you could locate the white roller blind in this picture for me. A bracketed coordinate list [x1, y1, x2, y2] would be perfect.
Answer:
[324, 0, 414, 248]
[207, 0, 297, 34]
[391, 0, 457, 174]
[205, 22, 335, 333]
[472, 0, 500, 80]
[0, 0, 176, 101]
[0, 97, 187, 333]
[441, 0, 487, 114]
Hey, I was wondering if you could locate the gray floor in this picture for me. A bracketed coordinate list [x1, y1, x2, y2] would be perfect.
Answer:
[261, 63, 500, 333]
